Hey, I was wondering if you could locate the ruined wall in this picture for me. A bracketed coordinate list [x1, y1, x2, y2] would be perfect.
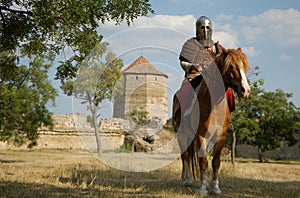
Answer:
[0, 115, 125, 151]
[1, 115, 297, 160]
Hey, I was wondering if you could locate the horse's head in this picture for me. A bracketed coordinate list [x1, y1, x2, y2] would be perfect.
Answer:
[215, 44, 251, 98]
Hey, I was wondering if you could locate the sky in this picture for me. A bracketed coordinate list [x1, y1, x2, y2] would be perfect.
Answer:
[49, 0, 300, 118]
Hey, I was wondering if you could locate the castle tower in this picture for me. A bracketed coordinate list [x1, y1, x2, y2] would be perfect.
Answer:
[113, 56, 168, 124]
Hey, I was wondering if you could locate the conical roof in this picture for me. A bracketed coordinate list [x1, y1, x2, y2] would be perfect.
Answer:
[123, 56, 168, 78]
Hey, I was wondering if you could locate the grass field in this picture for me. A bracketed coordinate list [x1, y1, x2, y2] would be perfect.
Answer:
[0, 149, 299, 197]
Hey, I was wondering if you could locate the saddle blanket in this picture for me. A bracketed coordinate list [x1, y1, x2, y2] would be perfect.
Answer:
[177, 81, 235, 114]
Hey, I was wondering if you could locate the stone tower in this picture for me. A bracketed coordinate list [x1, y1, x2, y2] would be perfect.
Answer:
[113, 56, 168, 124]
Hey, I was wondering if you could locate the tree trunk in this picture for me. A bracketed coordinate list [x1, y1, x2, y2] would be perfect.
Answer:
[231, 130, 236, 166]
[93, 109, 102, 156]
[258, 146, 263, 162]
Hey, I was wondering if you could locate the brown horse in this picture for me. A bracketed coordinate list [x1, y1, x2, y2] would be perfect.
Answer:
[172, 44, 250, 194]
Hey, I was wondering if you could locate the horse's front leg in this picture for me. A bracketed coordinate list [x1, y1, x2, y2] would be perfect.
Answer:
[178, 136, 193, 186]
[211, 131, 227, 194]
[199, 155, 208, 194]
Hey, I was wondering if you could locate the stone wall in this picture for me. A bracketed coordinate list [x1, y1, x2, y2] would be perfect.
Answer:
[236, 132, 300, 160]
[0, 115, 125, 151]
[100, 118, 130, 134]
[39, 114, 94, 133]
[97, 118, 129, 151]
[1, 115, 298, 160]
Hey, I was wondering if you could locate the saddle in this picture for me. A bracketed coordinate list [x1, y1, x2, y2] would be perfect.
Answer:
[178, 75, 203, 112]
[172, 76, 235, 132]
[172, 76, 202, 132]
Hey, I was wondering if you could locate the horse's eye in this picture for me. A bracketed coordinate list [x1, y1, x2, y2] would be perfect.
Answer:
[228, 66, 237, 78]
[230, 72, 234, 79]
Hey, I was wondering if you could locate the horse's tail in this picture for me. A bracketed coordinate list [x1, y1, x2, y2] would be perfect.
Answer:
[189, 137, 200, 181]
[172, 93, 181, 133]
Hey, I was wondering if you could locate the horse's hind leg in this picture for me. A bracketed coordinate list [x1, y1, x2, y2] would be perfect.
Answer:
[181, 152, 193, 186]
[195, 136, 209, 194]
[212, 154, 222, 194]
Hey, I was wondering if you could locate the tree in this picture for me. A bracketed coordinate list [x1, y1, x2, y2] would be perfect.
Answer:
[228, 66, 264, 163]
[70, 42, 123, 155]
[0, 51, 56, 148]
[0, 0, 153, 146]
[232, 83, 300, 162]
[127, 107, 151, 127]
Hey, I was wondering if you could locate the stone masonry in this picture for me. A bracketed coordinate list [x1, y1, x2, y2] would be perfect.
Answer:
[113, 56, 168, 124]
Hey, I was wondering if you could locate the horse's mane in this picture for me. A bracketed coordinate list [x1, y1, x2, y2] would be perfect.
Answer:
[224, 48, 250, 73]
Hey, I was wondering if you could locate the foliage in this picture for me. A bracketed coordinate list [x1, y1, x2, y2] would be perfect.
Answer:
[70, 42, 123, 154]
[116, 143, 133, 153]
[231, 66, 300, 161]
[71, 43, 123, 101]
[0, 51, 56, 148]
[71, 45, 124, 117]
[127, 107, 150, 126]
[1, 0, 154, 52]
[0, 0, 153, 146]
[86, 115, 95, 128]
[163, 119, 176, 134]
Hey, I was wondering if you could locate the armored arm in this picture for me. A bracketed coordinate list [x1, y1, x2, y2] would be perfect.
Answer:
[180, 60, 193, 73]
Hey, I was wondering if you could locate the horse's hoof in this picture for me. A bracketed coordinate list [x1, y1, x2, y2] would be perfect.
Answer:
[198, 188, 208, 195]
[198, 184, 208, 195]
[212, 181, 221, 194]
[212, 187, 221, 194]
[183, 180, 193, 187]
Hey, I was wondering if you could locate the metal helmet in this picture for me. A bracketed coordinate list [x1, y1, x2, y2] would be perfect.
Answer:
[196, 16, 213, 47]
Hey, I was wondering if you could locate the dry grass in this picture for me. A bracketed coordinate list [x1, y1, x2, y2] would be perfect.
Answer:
[0, 149, 299, 197]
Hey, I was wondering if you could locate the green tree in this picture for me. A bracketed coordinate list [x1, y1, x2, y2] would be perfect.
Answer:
[232, 81, 300, 162]
[0, 0, 153, 146]
[228, 66, 264, 163]
[0, 51, 56, 147]
[127, 107, 150, 127]
[70, 42, 123, 155]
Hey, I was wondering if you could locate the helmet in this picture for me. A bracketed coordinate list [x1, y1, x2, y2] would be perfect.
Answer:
[196, 16, 213, 47]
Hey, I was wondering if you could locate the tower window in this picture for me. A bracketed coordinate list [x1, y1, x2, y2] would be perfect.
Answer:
[136, 76, 138, 80]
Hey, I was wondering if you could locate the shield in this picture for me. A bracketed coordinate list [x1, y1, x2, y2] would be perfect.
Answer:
[179, 38, 214, 72]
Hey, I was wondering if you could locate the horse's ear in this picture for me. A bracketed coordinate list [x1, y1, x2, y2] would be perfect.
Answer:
[237, 47, 242, 52]
[216, 42, 227, 55]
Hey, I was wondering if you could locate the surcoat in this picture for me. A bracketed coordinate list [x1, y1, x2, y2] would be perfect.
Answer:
[179, 38, 218, 79]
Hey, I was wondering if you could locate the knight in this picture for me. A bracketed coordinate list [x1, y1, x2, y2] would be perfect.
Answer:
[179, 16, 218, 81]
[173, 16, 235, 134]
